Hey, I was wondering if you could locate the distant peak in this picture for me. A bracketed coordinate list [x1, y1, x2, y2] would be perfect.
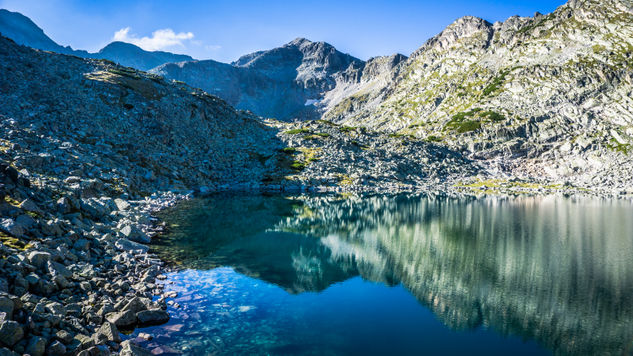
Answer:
[288, 37, 313, 46]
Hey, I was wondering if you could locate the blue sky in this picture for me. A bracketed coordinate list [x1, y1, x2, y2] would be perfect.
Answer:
[0, 0, 566, 62]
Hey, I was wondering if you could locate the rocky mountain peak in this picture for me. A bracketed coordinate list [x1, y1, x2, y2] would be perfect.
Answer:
[413, 16, 493, 57]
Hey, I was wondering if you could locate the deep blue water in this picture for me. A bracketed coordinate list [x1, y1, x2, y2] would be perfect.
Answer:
[133, 194, 633, 355]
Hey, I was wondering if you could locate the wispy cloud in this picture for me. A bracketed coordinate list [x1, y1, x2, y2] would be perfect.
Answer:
[113, 27, 194, 51]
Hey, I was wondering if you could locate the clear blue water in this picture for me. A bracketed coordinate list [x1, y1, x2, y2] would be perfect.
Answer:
[134, 194, 633, 355]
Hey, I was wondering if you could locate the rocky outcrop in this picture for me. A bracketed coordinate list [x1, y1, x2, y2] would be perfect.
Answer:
[325, 0, 633, 192]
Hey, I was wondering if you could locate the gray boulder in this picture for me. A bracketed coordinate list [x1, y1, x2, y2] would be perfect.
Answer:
[25, 335, 46, 356]
[0, 320, 23, 346]
[105, 310, 136, 328]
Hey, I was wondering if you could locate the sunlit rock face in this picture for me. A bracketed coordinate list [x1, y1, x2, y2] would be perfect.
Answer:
[156, 194, 633, 355]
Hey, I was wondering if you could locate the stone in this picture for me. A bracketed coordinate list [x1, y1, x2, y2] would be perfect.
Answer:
[27, 251, 51, 269]
[77, 345, 111, 356]
[0, 297, 13, 320]
[119, 340, 152, 356]
[96, 321, 121, 343]
[0, 320, 23, 346]
[0, 219, 24, 238]
[26, 336, 46, 356]
[114, 239, 149, 253]
[114, 198, 130, 211]
[136, 309, 169, 326]
[45, 302, 66, 317]
[122, 297, 146, 314]
[119, 225, 150, 244]
[105, 310, 136, 328]
[54, 330, 74, 344]
[19, 199, 43, 215]
[0, 347, 18, 356]
[45, 340, 66, 355]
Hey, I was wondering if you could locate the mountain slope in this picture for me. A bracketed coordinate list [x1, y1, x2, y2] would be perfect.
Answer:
[324, 0, 633, 189]
[0, 34, 283, 193]
[94, 41, 193, 71]
[152, 38, 370, 120]
[0, 9, 193, 70]
[0, 8, 87, 55]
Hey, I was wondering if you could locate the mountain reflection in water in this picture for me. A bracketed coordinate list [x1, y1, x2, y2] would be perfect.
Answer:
[151, 194, 633, 355]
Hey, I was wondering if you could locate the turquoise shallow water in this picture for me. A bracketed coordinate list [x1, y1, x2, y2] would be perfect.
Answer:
[134, 194, 633, 355]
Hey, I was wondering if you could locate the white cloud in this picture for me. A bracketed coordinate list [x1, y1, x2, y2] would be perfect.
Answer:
[113, 27, 194, 51]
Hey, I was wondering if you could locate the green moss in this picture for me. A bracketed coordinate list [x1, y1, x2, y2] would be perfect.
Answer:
[388, 133, 414, 139]
[280, 147, 298, 154]
[446, 109, 505, 134]
[107, 67, 141, 79]
[338, 174, 354, 186]
[0, 232, 32, 251]
[316, 119, 337, 126]
[290, 161, 306, 171]
[425, 135, 443, 143]
[606, 138, 631, 154]
[285, 128, 311, 135]
[339, 126, 357, 133]
[304, 132, 330, 140]
[480, 111, 506, 122]
[482, 69, 510, 97]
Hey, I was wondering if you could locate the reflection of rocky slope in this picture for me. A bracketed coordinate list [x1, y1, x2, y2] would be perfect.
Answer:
[153, 195, 357, 293]
[0, 9, 193, 70]
[159, 194, 633, 355]
[276, 195, 633, 355]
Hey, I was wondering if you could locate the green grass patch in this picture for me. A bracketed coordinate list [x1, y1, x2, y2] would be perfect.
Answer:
[316, 119, 337, 126]
[425, 135, 443, 143]
[339, 126, 357, 133]
[482, 70, 510, 97]
[280, 147, 298, 154]
[606, 138, 631, 154]
[285, 128, 311, 135]
[290, 161, 306, 171]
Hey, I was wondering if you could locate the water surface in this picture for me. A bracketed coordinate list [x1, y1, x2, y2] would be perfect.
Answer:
[137, 194, 633, 355]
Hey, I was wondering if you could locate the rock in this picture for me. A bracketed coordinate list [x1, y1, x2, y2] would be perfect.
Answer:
[26, 336, 46, 356]
[137, 333, 152, 341]
[45, 340, 66, 356]
[122, 297, 146, 314]
[136, 309, 169, 326]
[0, 347, 18, 356]
[0, 219, 24, 238]
[119, 225, 150, 244]
[96, 321, 121, 343]
[0, 297, 14, 320]
[54, 330, 74, 344]
[27, 251, 51, 269]
[45, 302, 66, 317]
[0, 320, 23, 346]
[120, 340, 152, 356]
[114, 198, 130, 211]
[105, 310, 136, 328]
[19, 199, 43, 215]
[77, 345, 111, 356]
[115, 238, 149, 253]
